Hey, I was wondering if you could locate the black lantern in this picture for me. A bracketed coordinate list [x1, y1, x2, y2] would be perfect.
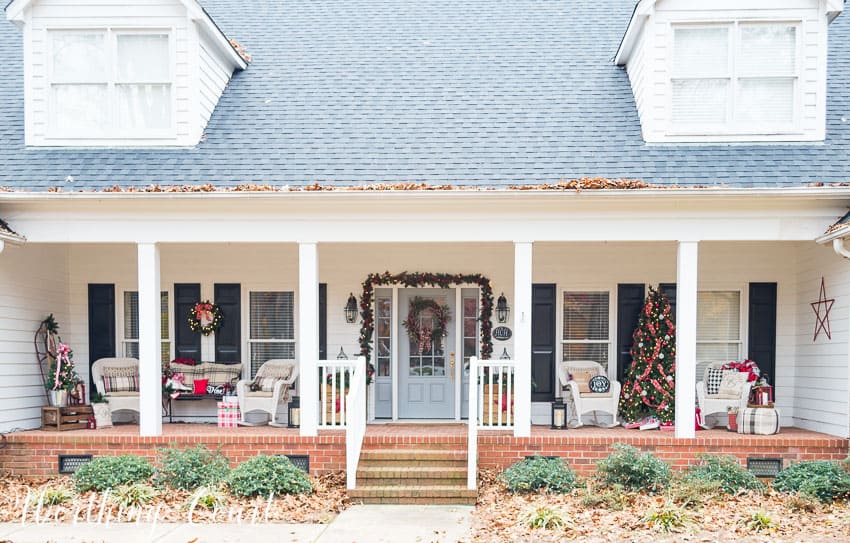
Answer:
[500, 348, 511, 360]
[551, 399, 567, 430]
[337, 347, 348, 360]
[496, 293, 510, 323]
[344, 293, 358, 324]
[287, 396, 301, 428]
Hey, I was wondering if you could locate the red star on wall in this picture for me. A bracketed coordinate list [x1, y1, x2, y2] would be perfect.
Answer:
[811, 277, 835, 342]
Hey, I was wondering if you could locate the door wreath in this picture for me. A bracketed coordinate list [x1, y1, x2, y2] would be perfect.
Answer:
[403, 296, 451, 354]
[188, 300, 223, 336]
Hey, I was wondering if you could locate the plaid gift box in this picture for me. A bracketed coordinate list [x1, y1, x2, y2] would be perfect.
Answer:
[217, 400, 240, 428]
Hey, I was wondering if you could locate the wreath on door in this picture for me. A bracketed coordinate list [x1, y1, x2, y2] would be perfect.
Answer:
[402, 296, 451, 354]
[188, 300, 223, 336]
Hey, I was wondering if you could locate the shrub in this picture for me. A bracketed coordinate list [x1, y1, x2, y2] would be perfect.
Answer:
[738, 510, 776, 533]
[773, 460, 850, 503]
[499, 457, 578, 494]
[226, 455, 312, 498]
[111, 483, 158, 508]
[73, 455, 154, 492]
[185, 485, 228, 511]
[641, 500, 696, 533]
[156, 445, 230, 490]
[681, 455, 764, 495]
[522, 506, 572, 530]
[579, 484, 629, 511]
[668, 479, 723, 509]
[596, 444, 671, 493]
[29, 486, 75, 506]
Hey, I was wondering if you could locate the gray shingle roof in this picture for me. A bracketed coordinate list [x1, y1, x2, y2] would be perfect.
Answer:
[1, 0, 850, 191]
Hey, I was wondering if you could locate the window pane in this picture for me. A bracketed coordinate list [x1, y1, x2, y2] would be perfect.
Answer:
[736, 78, 794, 124]
[563, 343, 609, 372]
[249, 343, 295, 378]
[697, 291, 740, 341]
[672, 79, 728, 125]
[250, 292, 294, 340]
[673, 27, 729, 77]
[696, 343, 740, 380]
[563, 292, 609, 341]
[740, 25, 795, 75]
[124, 292, 139, 340]
[124, 341, 139, 359]
[51, 84, 108, 133]
[161, 342, 171, 365]
[160, 292, 169, 339]
[117, 34, 170, 82]
[51, 32, 107, 82]
[117, 84, 171, 130]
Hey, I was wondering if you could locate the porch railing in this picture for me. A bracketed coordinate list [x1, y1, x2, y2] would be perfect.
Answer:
[468, 356, 517, 490]
[317, 357, 367, 489]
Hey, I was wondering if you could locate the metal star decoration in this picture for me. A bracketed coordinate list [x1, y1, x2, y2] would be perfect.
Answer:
[811, 277, 835, 342]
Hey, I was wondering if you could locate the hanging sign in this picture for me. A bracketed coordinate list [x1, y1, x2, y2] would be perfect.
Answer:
[493, 326, 512, 341]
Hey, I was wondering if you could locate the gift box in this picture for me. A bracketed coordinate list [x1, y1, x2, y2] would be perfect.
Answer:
[217, 400, 240, 428]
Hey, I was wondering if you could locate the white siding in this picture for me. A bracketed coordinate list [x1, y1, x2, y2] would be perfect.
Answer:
[793, 242, 850, 437]
[0, 244, 69, 432]
[622, 0, 828, 143]
[198, 36, 232, 133]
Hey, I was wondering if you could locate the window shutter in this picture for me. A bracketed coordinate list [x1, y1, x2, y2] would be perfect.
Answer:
[88, 284, 116, 394]
[174, 284, 201, 361]
[214, 284, 241, 364]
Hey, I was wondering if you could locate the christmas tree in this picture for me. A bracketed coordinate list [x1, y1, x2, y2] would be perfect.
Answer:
[619, 286, 676, 424]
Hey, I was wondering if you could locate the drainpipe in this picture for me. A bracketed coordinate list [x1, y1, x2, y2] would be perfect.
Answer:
[0, 239, 4, 253]
[833, 238, 850, 259]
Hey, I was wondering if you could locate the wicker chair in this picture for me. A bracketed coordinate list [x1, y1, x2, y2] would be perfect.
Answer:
[696, 361, 753, 428]
[236, 359, 298, 426]
[91, 357, 140, 417]
[557, 360, 621, 427]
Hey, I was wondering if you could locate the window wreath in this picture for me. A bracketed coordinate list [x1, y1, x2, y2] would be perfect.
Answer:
[403, 296, 452, 354]
[187, 300, 223, 336]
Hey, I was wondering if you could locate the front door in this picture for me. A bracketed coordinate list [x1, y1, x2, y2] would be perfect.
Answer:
[398, 288, 456, 418]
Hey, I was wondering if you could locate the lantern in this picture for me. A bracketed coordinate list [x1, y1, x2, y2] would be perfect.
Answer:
[496, 293, 510, 323]
[344, 293, 358, 324]
[287, 396, 301, 428]
[337, 347, 349, 360]
[551, 399, 567, 430]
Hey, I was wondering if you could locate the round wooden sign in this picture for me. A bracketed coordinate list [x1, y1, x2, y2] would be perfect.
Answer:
[493, 326, 512, 341]
[588, 375, 610, 394]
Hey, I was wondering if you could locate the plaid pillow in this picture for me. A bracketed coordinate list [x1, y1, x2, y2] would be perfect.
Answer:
[252, 377, 278, 392]
[104, 374, 138, 393]
[103, 366, 137, 377]
[171, 363, 205, 386]
[706, 368, 732, 395]
[205, 363, 242, 386]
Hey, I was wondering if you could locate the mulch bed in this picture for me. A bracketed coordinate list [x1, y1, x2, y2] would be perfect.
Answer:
[0, 472, 349, 524]
[471, 470, 850, 542]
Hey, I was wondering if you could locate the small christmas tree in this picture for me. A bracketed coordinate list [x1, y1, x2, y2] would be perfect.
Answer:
[619, 286, 676, 425]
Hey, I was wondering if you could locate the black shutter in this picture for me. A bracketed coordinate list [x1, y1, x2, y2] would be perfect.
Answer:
[616, 284, 645, 384]
[214, 283, 241, 363]
[658, 283, 677, 320]
[88, 284, 115, 395]
[319, 284, 327, 359]
[748, 283, 777, 393]
[174, 284, 201, 361]
[531, 284, 557, 402]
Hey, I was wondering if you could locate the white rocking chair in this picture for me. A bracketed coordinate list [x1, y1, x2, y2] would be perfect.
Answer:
[557, 360, 621, 427]
[236, 359, 298, 426]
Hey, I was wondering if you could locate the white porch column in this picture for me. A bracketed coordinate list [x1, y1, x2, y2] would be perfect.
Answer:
[137, 242, 162, 437]
[298, 242, 319, 436]
[675, 240, 698, 439]
[513, 241, 533, 437]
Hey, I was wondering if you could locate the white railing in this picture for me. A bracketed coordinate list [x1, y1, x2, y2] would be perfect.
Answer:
[468, 356, 517, 490]
[345, 356, 367, 490]
[319, 359, 358, 428]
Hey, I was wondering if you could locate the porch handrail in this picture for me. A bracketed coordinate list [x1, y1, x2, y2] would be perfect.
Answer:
[468, 356, 517, 490]
[345, 356, 367, 490]
[468, 357, 479, 490]
[318, 359, 358, 428]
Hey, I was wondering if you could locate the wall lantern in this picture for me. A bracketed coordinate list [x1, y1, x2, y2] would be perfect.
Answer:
[337, 347, 349, 360]
[500, 348, 511, 360]
[287, 396, 301, 428]
[496, 293, 510, 323]
[344, 293, 359, 323]
[551, 399, 567, 430]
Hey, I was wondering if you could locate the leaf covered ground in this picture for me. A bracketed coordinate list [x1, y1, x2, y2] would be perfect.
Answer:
[471, 469, 850, 543]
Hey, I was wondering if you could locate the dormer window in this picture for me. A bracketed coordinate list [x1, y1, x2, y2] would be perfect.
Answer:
[49, 30, 172, 139]
[670, 22, 798, 136]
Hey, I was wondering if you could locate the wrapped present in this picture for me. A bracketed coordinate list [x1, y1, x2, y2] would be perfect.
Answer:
[217, 400, 240, 428]
[737, 407, 780, 435]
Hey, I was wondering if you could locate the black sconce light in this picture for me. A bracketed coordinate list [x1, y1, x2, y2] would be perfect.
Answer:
[344, 293, 358, 324]
[287, 396, 301, 428]
[496, 293, 510, 323]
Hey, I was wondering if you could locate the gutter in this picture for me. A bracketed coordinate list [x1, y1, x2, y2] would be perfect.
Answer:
[0, 230, 25, 253]
[815, 223, 850, 259]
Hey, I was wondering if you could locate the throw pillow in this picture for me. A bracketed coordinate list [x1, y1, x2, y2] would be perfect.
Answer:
[706, 367, 729, 395]
[205, 364, 242, 386]
[193, 379, 209, 395]
[103, 366, 137, 377]
[588, 375, 610, 394]
[716, 371, 749, 399]
[569, 370, 596, 393]
[103, 374, 139, 393]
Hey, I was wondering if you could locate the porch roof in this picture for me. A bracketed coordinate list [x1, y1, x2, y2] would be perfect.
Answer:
[1, 1, 850, 191]
[0, 216, 23, 243]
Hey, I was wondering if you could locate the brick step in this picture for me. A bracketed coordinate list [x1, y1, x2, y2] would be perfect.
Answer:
[362, 441, 467, 450]
[359, 449, 467, 463]
[349, 485, 477, 505]
[352, 496, 478, 505]
[356, 466, 466, 485]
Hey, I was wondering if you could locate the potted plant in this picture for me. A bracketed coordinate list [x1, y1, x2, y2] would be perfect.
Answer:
[727, 406, 739, 432]
[44, 341, 79, 407]
[90, 393, 112, 428]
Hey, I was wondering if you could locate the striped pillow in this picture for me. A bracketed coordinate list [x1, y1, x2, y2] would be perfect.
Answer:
[206, 364, 242, 387]
[103, 374, 139, 393]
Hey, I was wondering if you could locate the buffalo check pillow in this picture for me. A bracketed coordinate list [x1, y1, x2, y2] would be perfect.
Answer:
[103, 374, 139, 393]
[706, 368, 733, 395]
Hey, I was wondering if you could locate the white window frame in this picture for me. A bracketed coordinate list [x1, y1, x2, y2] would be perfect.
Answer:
[668, 20, 802, 137]
[559, 289, 614, 376]
[246, 290, 297, 379]
[119, 289, 172, 363]
[47, 27, 175, 140]
[696, 288, 745, 369]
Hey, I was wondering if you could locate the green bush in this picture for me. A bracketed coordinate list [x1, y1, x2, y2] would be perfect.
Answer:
[155, 445, 230, 490]
[73, 455, 154, 492]
[596, 444, 671, 493]
[681, 455, 764, 495]
[111, 483, 158, 507]
[226, 455, 312, 498]
[773, 460, 850, 503]
[499, 457, 578, 494]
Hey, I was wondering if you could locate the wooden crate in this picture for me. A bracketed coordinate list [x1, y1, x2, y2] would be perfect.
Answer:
[481, 384, 514, 426]
[323, 384, 348, 426]
[41, 405, 93, 431]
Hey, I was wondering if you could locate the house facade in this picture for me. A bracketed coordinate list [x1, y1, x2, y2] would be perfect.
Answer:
[1, 0, 850, 447]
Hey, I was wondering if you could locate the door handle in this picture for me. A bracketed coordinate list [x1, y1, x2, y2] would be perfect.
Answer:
[450, 352, 455, 381]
